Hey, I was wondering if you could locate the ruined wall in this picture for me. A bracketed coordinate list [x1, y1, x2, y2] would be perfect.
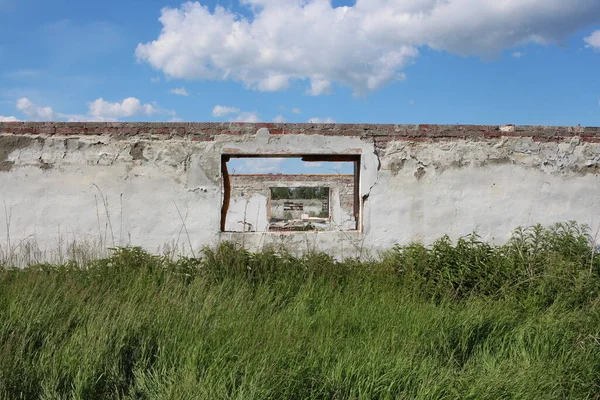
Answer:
[227, 174, 355, 232]
[0, 122, 599, 260]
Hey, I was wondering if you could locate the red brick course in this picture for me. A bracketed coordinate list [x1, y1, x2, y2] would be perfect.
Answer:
[1, 122, 598, 144]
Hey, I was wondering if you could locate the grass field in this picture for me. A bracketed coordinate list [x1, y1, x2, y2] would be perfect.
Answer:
[1, 222, 600, 399]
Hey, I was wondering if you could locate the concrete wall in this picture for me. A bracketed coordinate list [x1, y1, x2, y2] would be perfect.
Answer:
[228, 174, 355, 232]
[0, 122, 599, 260]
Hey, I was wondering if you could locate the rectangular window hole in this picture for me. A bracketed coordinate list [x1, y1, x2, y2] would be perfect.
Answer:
[270, 187, 330, 231]
[221, 155, 360, 232]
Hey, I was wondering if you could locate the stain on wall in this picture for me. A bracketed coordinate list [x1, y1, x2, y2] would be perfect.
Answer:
[0, 136, 34, 171]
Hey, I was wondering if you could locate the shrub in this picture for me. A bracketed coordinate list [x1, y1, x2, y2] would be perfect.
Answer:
[1, 222, 600, 398]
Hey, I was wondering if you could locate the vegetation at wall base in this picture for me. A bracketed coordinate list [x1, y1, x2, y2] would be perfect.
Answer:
[1, 222, 599, 399]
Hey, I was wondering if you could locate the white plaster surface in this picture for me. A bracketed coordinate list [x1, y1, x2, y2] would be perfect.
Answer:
[226, 195, 269, 232]
[0, 129, 599, 262]
[329, 187, 356, 230]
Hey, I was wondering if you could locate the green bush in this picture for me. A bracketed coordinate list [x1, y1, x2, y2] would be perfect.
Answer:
[383, 222, 599, 305]
[1, 222, 599, 399]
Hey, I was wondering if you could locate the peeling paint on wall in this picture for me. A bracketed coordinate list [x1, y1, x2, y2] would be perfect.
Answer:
[0, 136, 34, 171]
[0, 122, 599, 260]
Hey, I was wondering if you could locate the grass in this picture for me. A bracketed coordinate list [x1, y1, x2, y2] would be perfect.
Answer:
[1, 222, 600, 399]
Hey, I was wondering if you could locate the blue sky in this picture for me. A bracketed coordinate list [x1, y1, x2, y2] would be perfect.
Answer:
[227, 157, 354, 174]
[1, 0, 599, 173]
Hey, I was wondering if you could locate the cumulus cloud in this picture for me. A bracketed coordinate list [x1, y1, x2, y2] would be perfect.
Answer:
[230, 111, 260, 122]
[88, 97, 157, 119]
[308, 117, 335, 123]
[16, 97, 57, 121]
[0, 116, 19, 122]
[584, 30, 600, 50]
[212, 105, 240, 117]
[273, 114, 286, 123]
[291, 108, 301, 114]
[16, 98, 98, 121]
[12, 97, 169, 122]
[307, 79, 333, 96]
[136, 0, 600, 95]
[170, 87, 190, 96]
[212, 105, 259, 121]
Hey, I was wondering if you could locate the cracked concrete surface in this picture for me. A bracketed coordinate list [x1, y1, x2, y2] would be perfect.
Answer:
[0, 122, 599, 260]
[0, 135, 35, 171]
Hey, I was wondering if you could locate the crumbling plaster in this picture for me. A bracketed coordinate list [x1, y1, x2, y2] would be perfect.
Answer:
[0, 122, 599, 260]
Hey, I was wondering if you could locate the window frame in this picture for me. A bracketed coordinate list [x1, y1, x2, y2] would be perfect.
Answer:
[220, 154, 361, 233]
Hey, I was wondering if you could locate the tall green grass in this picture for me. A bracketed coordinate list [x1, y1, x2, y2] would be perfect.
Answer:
[1, 222, 599, 399]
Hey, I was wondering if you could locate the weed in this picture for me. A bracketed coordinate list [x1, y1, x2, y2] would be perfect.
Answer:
[1, 222, 599, 399]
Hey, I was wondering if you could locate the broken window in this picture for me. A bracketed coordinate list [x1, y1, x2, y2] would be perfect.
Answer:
[221, 155, 360, 232]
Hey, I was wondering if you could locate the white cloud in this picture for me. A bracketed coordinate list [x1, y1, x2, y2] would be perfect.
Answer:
[16, 97, 57, 121]
[584, 30, 600, 50]
[15, 97, 96, 121]
[88, 97, 157, 119]
[170, 87, 190, 96]
[212, 105, 259, 122]
[64, 115, 107, 122]
[230, 111, 260, 122]
[212, 105, 240, 117]
[230, 158, 284, 174]
[308, 117, 335, 123]
[409, 100, 416, 106]
[512, 52, 524, 59]
[0, 116, 19, 122]
[307, 79, 332, 96]
[136, 1, 600, 95]
[13, 97, 169, 122]
[292, 108, 301, 114]
[150, 76, 161, 83]
[256, 74, 290, 92]
[273, 114, 286, 123]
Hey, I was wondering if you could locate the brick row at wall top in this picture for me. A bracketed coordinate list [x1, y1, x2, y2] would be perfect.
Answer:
[1, 122, 599, 141]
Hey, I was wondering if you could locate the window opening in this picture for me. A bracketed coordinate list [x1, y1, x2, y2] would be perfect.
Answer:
[270, 186, 330, 231]
[221, 155, 360, 232]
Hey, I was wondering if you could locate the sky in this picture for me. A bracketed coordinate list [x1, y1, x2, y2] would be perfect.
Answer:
[0, 0, 599, 173]
[227, 157, 353, 174]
